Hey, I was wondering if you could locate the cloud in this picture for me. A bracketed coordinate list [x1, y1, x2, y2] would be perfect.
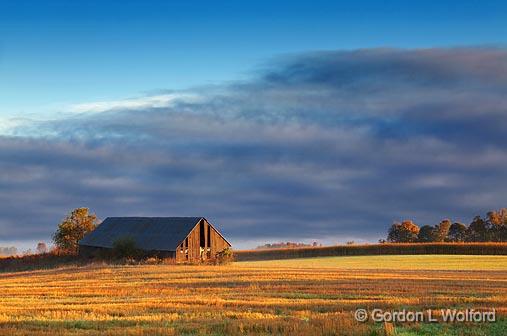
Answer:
[67, 93, 200, 114]
[1, 47, 507, 248]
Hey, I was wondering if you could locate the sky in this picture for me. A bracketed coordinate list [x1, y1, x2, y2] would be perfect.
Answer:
[1, 1, 507, 250]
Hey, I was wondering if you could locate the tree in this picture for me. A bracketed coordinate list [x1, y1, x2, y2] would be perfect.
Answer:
[434, 219, 451, 242]
[487, 209, 507, 242]
[466, 215, 489, 242]
[497, 225, 507, 242]
[447, 222, 467, 242]
[487, 210, 503, 226]
[385, 209, 507, 243]
[487, 208, 507, 224]
[387, 223, 403, 242]
[53, 208, 98, 253]
[36, 242, 48, 254]
[418, 225, 436, 242]
[387, 220, 420, 243]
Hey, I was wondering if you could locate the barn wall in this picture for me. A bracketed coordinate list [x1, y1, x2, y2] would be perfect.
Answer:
[175, 219, 231, 263]
[79, 245, 176, 259]
[79, 245, 108, 259]
[210, 225, 230, 255]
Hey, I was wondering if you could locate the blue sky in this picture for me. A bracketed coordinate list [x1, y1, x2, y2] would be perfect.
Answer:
[1, 1, 507, 250]
[1, 0, 507, 117]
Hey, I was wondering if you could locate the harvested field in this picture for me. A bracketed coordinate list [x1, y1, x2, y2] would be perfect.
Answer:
[0, 255, 505, 335]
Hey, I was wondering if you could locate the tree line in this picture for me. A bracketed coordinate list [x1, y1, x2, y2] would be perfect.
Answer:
[256, 242, 321, 249]
[0, 246, 18, 257]
[386, 209, 507, 243]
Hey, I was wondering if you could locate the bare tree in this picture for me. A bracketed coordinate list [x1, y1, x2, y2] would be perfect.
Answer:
[36, 242, 48, 254]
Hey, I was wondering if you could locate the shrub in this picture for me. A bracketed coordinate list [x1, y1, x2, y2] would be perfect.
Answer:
[112, 237, 140, 259]
[144, 257, 162, 265]
[214, 247, 233, 265]
[161, 257, 177, 265]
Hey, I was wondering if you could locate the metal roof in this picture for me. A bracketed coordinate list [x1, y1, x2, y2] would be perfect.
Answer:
[79, 217, 203, 251]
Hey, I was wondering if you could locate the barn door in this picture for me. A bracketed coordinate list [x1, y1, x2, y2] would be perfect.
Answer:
[198, 220, 212, 260]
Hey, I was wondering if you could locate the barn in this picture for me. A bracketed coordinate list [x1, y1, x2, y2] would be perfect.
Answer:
[78, 217, 231, 262]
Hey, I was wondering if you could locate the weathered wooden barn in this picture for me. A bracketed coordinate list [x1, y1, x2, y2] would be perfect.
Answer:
[79, 217, 231, 262]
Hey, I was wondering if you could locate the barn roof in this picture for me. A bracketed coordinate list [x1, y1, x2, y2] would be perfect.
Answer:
[79, 217, 203, 251]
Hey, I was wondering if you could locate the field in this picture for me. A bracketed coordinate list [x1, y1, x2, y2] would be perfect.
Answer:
[0, 255, 506, 335]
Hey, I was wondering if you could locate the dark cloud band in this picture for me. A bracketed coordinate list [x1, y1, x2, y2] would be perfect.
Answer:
[1, 48, 507, 246]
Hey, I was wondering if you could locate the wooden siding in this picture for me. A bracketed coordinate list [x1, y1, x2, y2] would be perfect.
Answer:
[175, 219, 231, 263]
[79, 245, 176, 259]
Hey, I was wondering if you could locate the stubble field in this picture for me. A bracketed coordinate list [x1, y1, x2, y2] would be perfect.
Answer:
[0, 255, 506, 335]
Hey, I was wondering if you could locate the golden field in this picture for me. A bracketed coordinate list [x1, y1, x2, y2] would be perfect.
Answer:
[0, 255, 506, 335]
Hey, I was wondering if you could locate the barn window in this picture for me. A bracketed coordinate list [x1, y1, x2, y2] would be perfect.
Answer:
[200, 220, 206, 248]
[207, 225, 212, 258]
[207, 225, 211, 248]
[185, 237, 189, 258]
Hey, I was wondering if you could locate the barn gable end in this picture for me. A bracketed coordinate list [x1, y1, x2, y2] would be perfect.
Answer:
[175, 218, 232, 262]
